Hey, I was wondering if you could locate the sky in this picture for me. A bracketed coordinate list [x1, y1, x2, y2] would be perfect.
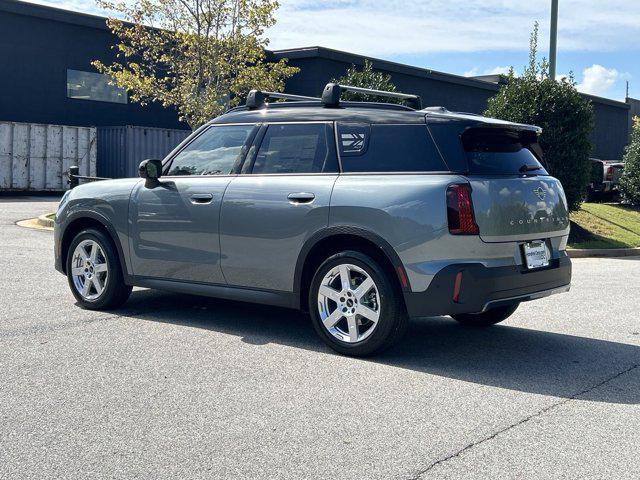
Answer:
[22, 0, 640, 101]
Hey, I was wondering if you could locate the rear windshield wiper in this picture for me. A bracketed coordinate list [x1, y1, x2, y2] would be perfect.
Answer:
[519, 164, 542, 173]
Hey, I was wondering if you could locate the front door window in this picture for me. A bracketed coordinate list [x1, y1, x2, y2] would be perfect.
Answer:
[166, 125, 255, 176]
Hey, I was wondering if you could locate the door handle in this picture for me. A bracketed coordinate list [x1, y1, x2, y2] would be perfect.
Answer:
[287, 192, 315, 204]
[189, 193, 214, 204]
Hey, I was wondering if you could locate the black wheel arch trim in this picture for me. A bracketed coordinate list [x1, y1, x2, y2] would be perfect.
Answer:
[60, 210, 131, 282]
[293, 225, 409, 308]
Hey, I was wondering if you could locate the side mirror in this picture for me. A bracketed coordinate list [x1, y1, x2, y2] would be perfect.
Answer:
[139, 159, 163, 180]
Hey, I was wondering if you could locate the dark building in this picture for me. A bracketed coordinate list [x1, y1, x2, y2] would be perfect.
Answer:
[0, 0, 632, 159]
[628, 97, 640, 133]
[0, 0, 186, 129]
[271, 46, 631, 160]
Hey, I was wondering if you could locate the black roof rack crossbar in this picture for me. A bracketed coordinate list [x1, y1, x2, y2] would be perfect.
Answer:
[321, 83, 422, 110]
[246, 90, 321, 109]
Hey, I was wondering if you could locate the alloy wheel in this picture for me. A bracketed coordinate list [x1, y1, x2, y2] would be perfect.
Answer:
[317, 263, 381, 343]
[70, 239, 109, 301]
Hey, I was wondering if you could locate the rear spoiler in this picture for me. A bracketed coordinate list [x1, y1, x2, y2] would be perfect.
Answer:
[424, 109, 542, 134]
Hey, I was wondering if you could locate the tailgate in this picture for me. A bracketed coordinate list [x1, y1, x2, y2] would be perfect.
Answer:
[611, 164, 624, 183]
[469, 176, 570, 242]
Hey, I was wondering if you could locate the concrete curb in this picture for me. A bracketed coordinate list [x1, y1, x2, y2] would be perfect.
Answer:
[37, 213, 55, 228]
[16, 218, 53, 231]
[568, 247, 640, 258]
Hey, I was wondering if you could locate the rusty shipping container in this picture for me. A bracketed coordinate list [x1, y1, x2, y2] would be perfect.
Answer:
[97, 125, 191, 179]
[0, 122, 96, 191]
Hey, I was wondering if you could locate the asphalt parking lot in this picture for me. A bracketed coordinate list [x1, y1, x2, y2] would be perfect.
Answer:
[1, 197, 639, 479]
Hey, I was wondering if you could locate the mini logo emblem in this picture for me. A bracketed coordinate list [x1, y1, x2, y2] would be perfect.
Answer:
[533, 187, 546, 200]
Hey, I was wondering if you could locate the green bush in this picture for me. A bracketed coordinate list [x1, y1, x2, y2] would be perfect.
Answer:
[620, 117, 640, 205]
[331, 60, 401, 103]
[484, 23, 593, 211]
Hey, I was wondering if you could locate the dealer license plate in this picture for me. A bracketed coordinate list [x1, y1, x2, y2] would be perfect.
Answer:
[523, 240, 549, 269]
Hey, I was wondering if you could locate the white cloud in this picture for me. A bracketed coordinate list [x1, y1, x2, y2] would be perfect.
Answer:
[577, 64, 630, 96]
[464, 66, 513, 77]
[266, 0, 640, 56]
[22, 0, 640, 57]
[485, 66, 512, 75]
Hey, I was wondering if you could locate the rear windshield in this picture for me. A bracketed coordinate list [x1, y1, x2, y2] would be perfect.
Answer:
[337, 123, 447, 172]
[462, 128, 548, 175]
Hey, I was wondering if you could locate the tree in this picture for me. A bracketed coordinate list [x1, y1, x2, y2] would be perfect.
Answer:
[484, 22, 594, 211]
[331, 60, 401, 103]
[93, 0, 298, 128]
[620, 117, 640, 205]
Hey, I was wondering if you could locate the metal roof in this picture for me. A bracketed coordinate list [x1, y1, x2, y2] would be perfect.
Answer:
[271, 46, 502, 92]
[0, 0, 110, 30]
[271, 46, 630, 109]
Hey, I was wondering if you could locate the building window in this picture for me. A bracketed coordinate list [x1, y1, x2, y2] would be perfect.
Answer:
[66, 69, 127, 104]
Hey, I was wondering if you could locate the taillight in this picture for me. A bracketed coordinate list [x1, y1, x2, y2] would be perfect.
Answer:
[605, 166, 614, 181]
[446, 183, 479, 235]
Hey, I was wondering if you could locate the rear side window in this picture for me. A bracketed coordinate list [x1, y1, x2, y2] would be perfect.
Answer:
[462, 128, 548, 175]
[252, 123, 338, 174]
[338, 124, 446, 172]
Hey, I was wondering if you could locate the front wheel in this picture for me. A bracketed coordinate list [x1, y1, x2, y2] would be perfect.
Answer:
[308, 251, 407, 357]
[66, 228, 132, 310]
[450, 302, 520, 327]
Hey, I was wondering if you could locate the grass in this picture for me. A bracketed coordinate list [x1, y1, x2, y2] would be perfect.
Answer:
[569, 203, 640, 249]
[46, 213, 56, 220]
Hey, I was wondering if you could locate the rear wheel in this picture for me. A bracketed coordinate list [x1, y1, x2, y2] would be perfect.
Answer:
[451, 302, 519, 327]
[66, 229, 132, 310]
[308, 251, 407, 357]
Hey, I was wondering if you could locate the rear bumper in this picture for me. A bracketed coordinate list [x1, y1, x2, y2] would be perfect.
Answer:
[403, 255, 571, 318]
[592, 181, 618, 193]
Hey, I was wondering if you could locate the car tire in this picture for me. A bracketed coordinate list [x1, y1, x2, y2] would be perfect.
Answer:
[450, 302, 520, 327]
[66, 228, 132, 310]
[308, 250, 408, 357]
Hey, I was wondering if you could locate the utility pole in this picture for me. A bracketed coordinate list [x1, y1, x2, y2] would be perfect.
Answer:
[549, 0, 558, 80]
[626, 81, 630, 100]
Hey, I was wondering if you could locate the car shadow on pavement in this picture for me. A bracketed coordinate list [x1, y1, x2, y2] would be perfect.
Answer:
[117, 289, 640, 405]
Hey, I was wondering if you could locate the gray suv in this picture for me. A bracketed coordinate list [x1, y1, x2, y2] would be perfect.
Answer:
[54, 83, 571, 356]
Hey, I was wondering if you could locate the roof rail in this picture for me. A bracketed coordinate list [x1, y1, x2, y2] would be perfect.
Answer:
[321, 83, 422, 110]
[246, 90, 321, 109]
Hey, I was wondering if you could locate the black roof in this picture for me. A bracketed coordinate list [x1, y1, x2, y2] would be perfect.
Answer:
[0, 0, 110, 29]
[211, 101, 542, 133]
[212, 102, 428, 125]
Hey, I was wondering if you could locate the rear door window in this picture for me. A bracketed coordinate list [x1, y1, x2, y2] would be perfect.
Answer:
[462, 128, 548, 175]
[337, 123, 447, 172]
[251, 123, 338, 174]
